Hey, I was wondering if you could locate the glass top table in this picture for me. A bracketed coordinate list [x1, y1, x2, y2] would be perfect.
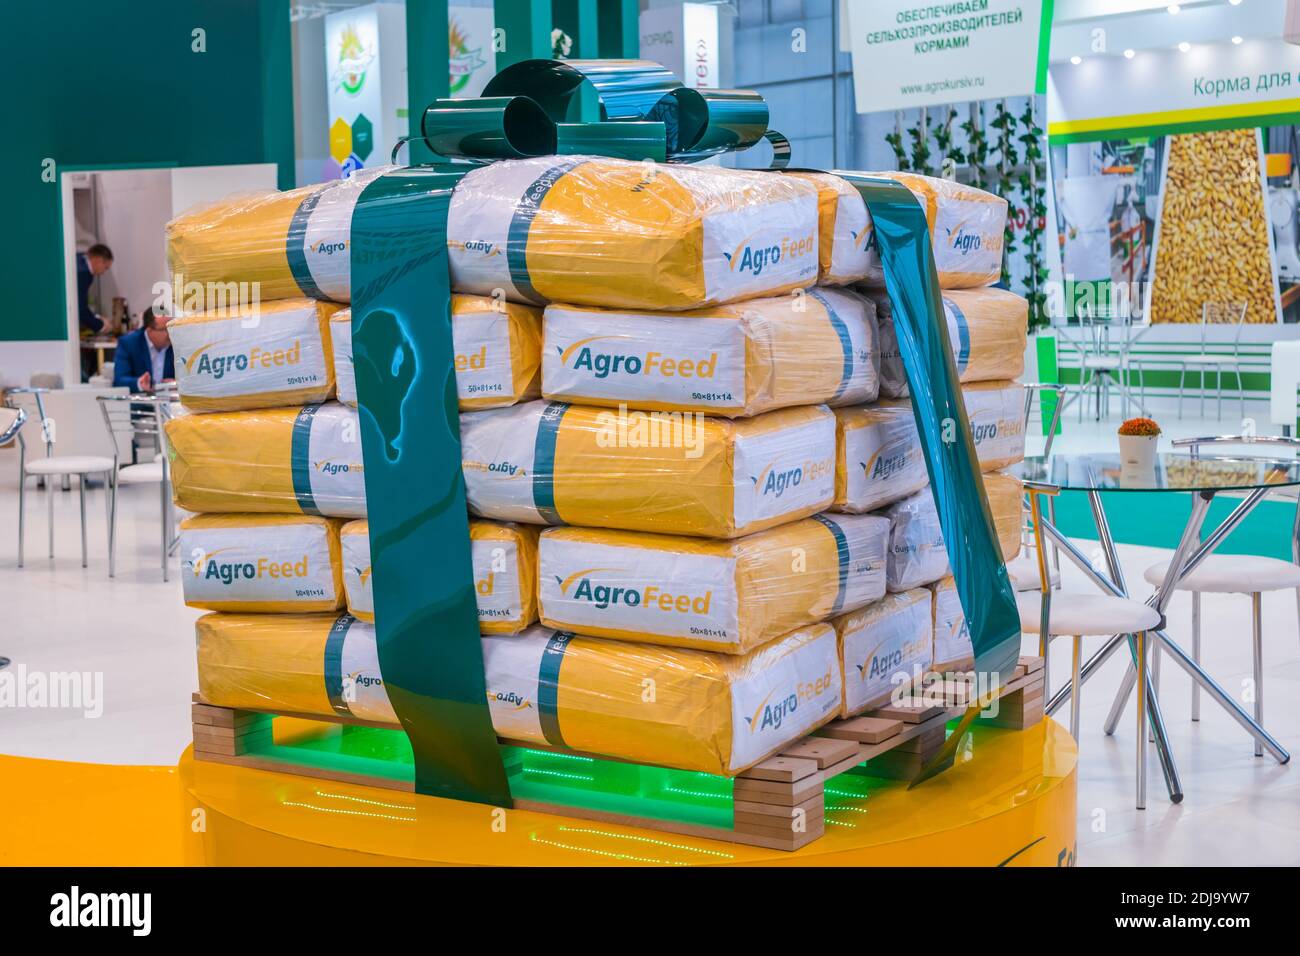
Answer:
[1016, 452, 1300, 493]
[1013, 450, 1294, 809]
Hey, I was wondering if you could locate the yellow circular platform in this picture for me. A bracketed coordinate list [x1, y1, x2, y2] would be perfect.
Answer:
[0, 720, 1076, 866]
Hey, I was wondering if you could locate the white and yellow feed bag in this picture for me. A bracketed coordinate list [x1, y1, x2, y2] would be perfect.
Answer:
[964, 381, 1026, 472]
[541, 287, 878, 417]
[178, 514, 344, 613]
[833, 401, 928, 514]
[882, 473, 1022, 591]
[195, 613, 842, 776]
[834, 588, 934, 717]
[447, 156, 820, 310]
[861, 172, 1007, 289]
[169, 299, 343, 412]
[460, 400, 836, 538]
[785, 171, 874, 285]
[340, 519, 539, 634]
[873, 287, 1027, 397]
[537, 513, 888, 654]
[931, 576, 974, 672]
[331, 296, 543, 410]
[166, 402, 365, 517]
[166, 167, 388, 304]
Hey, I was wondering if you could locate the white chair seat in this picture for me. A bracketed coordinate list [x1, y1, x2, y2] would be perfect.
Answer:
[1143, 554, 1300, 594]
[1082, 356, 1121, 370]
[24, 455, 115, 475]
[153, 452, 163, 463]
[1179, 354, 1232, 365]
[117, 461, 164, 484]
[1006, 554, 1061, 592]
[1017, 591, 1160, 636]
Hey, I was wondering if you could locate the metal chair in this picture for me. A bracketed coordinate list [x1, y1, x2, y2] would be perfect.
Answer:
[1177, 301, 1248, 421]
[1006, 384, 1064, 593]
[1141, 435, 1300, 755]
[97, 395, 175, 580]
[1, 405, 28, 564]
[6, 387, 116, 568]
[1073, 304, 1145, 422]
[1020, 480, 1163, 806]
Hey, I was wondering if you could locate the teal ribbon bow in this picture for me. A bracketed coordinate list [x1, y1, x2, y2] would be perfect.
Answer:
[419, 58, 787, 166]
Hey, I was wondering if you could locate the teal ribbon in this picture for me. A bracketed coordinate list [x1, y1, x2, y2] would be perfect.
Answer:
[350, 167, 512, 807]
[840, 174, 1021, 687]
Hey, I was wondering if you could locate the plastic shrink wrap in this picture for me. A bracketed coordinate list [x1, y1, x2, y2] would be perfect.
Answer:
[861, 172, 1008, 288]
[195, 613, 842, 776]
[340, 519, 539, 634]
[873, 287, 1027, 397]
[931, 575, 974, 672]
[169, 299, 343, 412]
[178, 514, 344, 612]
[167, 158, 819, 311]
[166, 168, 387, 304]
[834, 588, 934, 717]
[540, 287, 878, 417]
[964, 381, 1027, 472]
[167, 402, 365, 517]
[447, 156, 820, 310]
[537, 513, 888, 654]
[460, 400, 836, 538]
[331, 296, 543, 410]
[785, 171, 874, 285]
[832, 401, 928, 513]
[883, 473, 1022, 591]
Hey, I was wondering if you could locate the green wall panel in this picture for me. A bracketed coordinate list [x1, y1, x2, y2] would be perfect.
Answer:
[1053, 491, 1295, 561]
[5, 0, 294, 343]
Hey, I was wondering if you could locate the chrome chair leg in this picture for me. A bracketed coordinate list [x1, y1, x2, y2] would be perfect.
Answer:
[159, 476, 169, 582]
[1177, 363, 1187, 420]
[17, 473, 25, 568]
[108, 473, 118, 580]
[1252, 591, 1263, 758]
[1149, 643, 1161, 743]
[1136, 630, 1148, 810]
[1070, 635, 1082, 743]
[1191, 591, 1201, 721]
[47, 473, 54, 559]
[1216, 364, 1223, 421]
[78, 477, 87, 569]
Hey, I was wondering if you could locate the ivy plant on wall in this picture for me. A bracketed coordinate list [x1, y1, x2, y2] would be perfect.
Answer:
[883, 97, 1051, 332]
[1017, 100, 1049, 330]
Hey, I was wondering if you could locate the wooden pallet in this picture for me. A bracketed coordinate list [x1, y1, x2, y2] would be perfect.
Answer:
[191, 656, 1045, 852]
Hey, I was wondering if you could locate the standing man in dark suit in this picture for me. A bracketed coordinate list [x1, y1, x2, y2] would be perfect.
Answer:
[113, 308, 174, 393]
[77, 243, 114, 334]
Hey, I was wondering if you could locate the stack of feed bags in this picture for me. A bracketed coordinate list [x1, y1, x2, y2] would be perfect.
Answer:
[169, 162, 1018, 775]
[195, 613, 841, 776]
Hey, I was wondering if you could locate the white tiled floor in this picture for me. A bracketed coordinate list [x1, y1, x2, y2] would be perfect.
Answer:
[1, 417, 1298, 865]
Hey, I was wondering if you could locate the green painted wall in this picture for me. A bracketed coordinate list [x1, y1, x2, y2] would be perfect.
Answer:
[5, 0, 294, 343]
[1054, 491, 1296, 562]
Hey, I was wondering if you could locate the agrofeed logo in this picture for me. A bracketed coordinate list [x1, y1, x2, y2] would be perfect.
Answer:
[448, 16, 487, 95]
[331, 23, 375, 96]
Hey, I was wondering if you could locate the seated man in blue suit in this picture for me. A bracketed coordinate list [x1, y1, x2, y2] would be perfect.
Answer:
[113, 308, 174, 393]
